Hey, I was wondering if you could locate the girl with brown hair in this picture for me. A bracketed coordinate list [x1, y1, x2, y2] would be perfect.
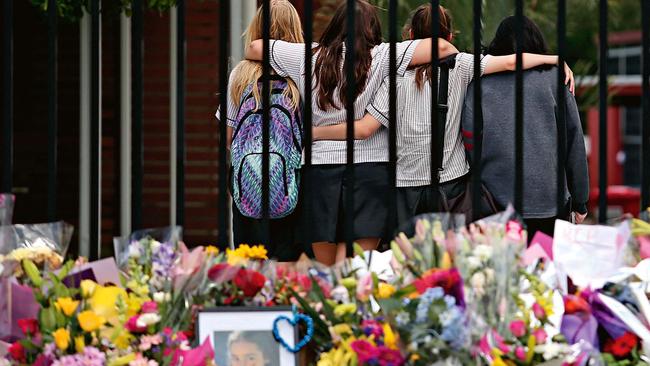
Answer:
[311, 4, 574, 229]
[245, 0, 459, 265]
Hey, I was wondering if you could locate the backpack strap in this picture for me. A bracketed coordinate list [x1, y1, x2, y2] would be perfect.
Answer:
[434, 54, 456, 177]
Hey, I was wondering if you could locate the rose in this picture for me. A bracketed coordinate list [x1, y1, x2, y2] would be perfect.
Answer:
[234, 268, 267, 297]
[532, 328, 548, 344]
[141, 301, 158, 313]
[207, 263, 237, 283]
[350, 339, 380, 365]
[604, 332, 638, 358]
[8, 342, 26, 363]
[532, 302, 546, 320]
[376, 346, 405, 366]
[125, 315, 147, 333]
[17, 318, 39, 336]
[515, 346, 527, 361]
[509, 320, 527, 338]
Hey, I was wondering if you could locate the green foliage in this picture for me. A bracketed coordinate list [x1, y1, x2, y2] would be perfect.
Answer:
[30, 0, 179, 22]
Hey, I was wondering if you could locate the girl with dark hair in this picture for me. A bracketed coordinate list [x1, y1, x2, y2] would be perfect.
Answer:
[462, 15, 589, 237]
[245, 0, 459, 265]
[310, 4, 573, 228]
[227, 331, 279, 366]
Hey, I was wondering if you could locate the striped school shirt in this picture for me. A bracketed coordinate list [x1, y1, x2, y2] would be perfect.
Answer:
[269, 39, 420, 165]
[367, 53, 491, 187]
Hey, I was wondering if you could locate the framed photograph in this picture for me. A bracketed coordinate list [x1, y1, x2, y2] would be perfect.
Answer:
[197, 307, 297, 366]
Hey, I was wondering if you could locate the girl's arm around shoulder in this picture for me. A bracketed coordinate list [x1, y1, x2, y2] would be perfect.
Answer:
[483, 54, 575, 94]
[409, 38, 459, 66]
[313, 114, 382, 141]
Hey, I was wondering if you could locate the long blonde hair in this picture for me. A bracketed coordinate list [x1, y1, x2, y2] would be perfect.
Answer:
[230, 0, 303, 111]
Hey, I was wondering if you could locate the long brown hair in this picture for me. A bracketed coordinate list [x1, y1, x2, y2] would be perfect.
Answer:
[406, 4, 454, 89]
[314, 0, 382, 111]
[230, 0, 303, 110]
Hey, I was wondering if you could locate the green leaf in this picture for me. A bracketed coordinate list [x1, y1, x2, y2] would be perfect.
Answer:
[353, 243, 365, 258]
[39, 306, 58, 332]
[390, 241, 405, 263]
[22, 260, 43, 287]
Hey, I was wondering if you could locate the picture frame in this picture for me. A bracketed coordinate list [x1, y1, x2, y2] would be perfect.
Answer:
[197, 306, 298, 366]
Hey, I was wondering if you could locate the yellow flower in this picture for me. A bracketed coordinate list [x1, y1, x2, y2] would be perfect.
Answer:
[340, 277, 357, 290]
[77, 310, 106, 332]
[89, 285, 128, 322]
[333, 303, 357, 317]
[75, 336, 85, 353]
[441, 251, 453, 269]
[54, 297, 79, 317]
[205, 245, 219, 256]
[383, 323, 398, 350]
[226, 244, 268, 264]
[53, 328, 70, 350]
[111, 328, 134, 350]
[80, 280, 97, 298]
[107, 353, 136, 366]
[126, 293, 145, 317]
[332, 324, 353, 337]
[375, 283, 396, 299]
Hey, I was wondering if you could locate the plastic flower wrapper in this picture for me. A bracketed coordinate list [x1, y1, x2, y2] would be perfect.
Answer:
[0, 221, 73, 277]
[0, 194, 14, 227]
[455, 207, 526, 339]
[113, 226, 182, 270]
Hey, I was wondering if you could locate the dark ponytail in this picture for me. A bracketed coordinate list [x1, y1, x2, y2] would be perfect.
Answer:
[406, 4, 454, 90]
[314, 0, 382, 111]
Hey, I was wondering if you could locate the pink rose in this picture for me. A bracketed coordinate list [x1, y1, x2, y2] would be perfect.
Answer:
[125, 315, 147, 333]
[532, 302, 546, 320]
[141, 301, 158, 313]
[533, 328, 548, 344]
[515, 346, 526, 361]
[509, 320, 527, 338]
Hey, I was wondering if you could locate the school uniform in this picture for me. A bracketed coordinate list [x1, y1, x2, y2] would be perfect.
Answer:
[367, 53, 491, 227]
[269, 39, 421, 244]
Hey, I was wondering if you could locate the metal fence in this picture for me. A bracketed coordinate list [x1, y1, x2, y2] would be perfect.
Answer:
[1, 0, 650, 260]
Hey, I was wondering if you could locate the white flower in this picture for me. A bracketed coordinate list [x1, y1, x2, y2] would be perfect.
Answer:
[153, 292, 171, 303]
[136, 313, 161, 328]
[473, 245, 493, 260]
[150, 240, 162, 252]
[128, 243, 141, 259]
[466, 256, 481, 271]
[484, 268, 495, 282]
[330, 285, 350, 303]
[0, 358, 11, 366]
[535, 343, 570, 360]
[470, 272, 486, 296]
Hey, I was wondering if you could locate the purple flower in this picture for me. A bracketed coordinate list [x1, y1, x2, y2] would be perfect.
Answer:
[361, 319, 384, 339]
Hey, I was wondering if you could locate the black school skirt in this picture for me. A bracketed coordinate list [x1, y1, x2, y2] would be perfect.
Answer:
[301, 162, 392, 244]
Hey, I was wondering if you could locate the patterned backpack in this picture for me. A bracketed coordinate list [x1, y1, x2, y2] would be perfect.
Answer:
[230, 76, 302, 219]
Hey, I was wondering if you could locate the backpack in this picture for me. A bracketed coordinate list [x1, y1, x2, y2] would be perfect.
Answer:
[230, 76, 302, 219]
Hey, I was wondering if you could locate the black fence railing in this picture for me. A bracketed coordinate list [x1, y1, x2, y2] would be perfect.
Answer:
[1, 0, 650, 260]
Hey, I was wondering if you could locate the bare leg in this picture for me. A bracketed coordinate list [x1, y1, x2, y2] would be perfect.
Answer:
[312, 242, 337, 266]
[334, 238, 380, 263]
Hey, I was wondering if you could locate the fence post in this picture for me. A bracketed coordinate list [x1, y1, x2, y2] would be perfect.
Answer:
[302, 0, 314, 246]
[388, 0, 397, 233]
[471, 0, 482, 222]
[89, 0, 101, 260]
[514, 0, 524, 214]
[556, 0, 567, 217]
[132, 0, 143, 231]
[641, 0, 649, 211]
[429, 0, 440, 210]
[218, 0, 231, 247]
[344, 0, 356, 249]
[47, 0, 58, 221]
[598, 0, 608, 223]
[2, 0, 13, 194]
[176, 0, 186, 229]
[261, 0, 271, 244]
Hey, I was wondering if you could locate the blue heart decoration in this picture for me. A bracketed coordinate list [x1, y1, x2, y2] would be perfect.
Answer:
[272, 311, 314, 353]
